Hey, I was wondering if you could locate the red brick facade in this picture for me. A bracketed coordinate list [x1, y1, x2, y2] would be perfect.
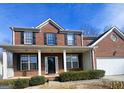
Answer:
[83, 37, 94, 46]
[12, 20, 124, 77]
[14, 23, 82, 46]
[92, 30, 124, 69]
[13, 53, 83, 77]
[94, 31, 124, 57]
[15, 31, 21, 44]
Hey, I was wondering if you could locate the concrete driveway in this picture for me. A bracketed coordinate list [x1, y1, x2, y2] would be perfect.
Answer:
[103, 75, 124, 81]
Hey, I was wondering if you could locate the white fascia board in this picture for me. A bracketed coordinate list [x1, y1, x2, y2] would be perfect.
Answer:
[114, 27, 124, 38]
[36, 18, 64, 30]
[90, 26, 124, 47]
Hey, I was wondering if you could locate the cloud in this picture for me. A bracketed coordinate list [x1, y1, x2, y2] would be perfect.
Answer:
[97, 4, 124, 29]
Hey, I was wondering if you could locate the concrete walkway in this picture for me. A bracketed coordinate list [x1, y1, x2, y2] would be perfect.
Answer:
[103, 75, 124, 81]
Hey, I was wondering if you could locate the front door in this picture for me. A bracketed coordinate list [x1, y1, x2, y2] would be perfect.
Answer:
[48, 56, 55, 74]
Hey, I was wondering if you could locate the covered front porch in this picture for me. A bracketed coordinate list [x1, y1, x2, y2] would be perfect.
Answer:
[0, 45, 94, 79]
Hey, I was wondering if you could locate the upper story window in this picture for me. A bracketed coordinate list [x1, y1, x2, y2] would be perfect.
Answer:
[45, 33, 56, 45]
[24, 32, 33, 44]
[67, 34, 75, 45]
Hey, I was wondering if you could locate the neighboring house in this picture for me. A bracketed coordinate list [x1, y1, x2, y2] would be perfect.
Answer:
[0, 18, 124, 79]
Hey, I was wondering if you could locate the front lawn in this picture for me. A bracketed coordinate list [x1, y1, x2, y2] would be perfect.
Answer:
[26, 79, 109, 89]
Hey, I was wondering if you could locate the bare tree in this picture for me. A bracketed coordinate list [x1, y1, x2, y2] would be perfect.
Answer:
[104, 25, 114, 32]
[80, 24, 99, 37]
[2, 38, 11, 44]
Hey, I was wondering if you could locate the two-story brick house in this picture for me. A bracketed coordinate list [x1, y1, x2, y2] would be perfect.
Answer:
[1, 18, 124, 79]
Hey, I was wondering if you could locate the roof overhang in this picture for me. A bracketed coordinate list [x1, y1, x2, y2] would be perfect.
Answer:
[36, 18, 64, 30]
[0, 45, 93, 53]
[59, 30, 82, 34]
[90, 26, 124, 47]
[10, 27, 40, 32]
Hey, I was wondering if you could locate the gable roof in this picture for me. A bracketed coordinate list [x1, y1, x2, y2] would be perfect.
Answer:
[90, 26, 124, 47]
[36, 18, 64, 30]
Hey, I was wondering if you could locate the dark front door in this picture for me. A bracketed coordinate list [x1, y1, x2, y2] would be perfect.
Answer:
[48, 56, 55, 74]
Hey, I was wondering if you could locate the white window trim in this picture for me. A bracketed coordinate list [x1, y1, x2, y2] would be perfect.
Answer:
[20, 55, 29, 71]
[24, 31, 33, 44]
[55, 56, 59, 74]
[20, 54, 37, 71]
[45, 57, 48, 74]
[66, 54, 79, 69]
[67, 34, 75, 46]
[45, 56, 59, 74]
[46, 33, 56, 45]
[28, 55, 30, 70]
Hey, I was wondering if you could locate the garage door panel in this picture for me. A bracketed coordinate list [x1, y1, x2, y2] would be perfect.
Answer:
[96, 58, 124, 75]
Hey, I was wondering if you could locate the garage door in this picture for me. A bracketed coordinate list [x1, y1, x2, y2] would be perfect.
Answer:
[96, 58, 124, 75]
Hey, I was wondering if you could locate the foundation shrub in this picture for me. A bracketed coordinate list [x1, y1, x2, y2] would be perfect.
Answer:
[88, 70, 105, 79]
[14, 78, 30, 89]
[29, 76, 46, 86]
[59, 70, 105, 82]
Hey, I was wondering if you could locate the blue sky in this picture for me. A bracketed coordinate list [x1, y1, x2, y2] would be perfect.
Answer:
[0, 3, 124, 44]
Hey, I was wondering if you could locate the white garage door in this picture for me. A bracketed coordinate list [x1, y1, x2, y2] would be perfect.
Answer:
[96, 58, 124, 75]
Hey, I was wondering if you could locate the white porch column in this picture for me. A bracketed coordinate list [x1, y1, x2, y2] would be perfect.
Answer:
[63, 50, 67, 72]
[92, 48, 96, 70]
[3, 50, 7, 79]
[38, 50, 41, 76]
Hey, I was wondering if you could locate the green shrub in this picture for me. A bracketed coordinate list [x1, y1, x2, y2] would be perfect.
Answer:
[0, 79, 16, 85]
[59, 70, 105, 82]
[59, 71, 89, 82]
[88, 70, 105, 79]
[14, 78, 29, 89]
[29, 76, 46, 86]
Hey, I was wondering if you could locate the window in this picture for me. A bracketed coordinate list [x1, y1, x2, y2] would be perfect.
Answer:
[30, 55, 37, 70]
[67, 34, 74, 45]
[111, 34, 118, 42]
[20, 54, 37, 70]
[66, 55, 79, 69]
[46, 33, 56, 45]
[20, 55, 29, 70]
[24, 32, 33, 44]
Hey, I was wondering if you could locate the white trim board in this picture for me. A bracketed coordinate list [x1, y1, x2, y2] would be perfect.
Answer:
[90, 26, 124, 47]
[36, 18, 64, 30]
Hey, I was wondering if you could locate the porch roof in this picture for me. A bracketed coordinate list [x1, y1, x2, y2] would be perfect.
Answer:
[0, 45, 93, 53]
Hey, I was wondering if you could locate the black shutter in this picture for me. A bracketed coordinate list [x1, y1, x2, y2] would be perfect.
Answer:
[55, 34, 57, 45]
[21, 32, 24, 44]
[33, 32, 36, 44]
[44, 33, 47, 45]
[16, 54, 20, 70]
[64, 34, 67, 45]
[74, 34, 77, 46]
